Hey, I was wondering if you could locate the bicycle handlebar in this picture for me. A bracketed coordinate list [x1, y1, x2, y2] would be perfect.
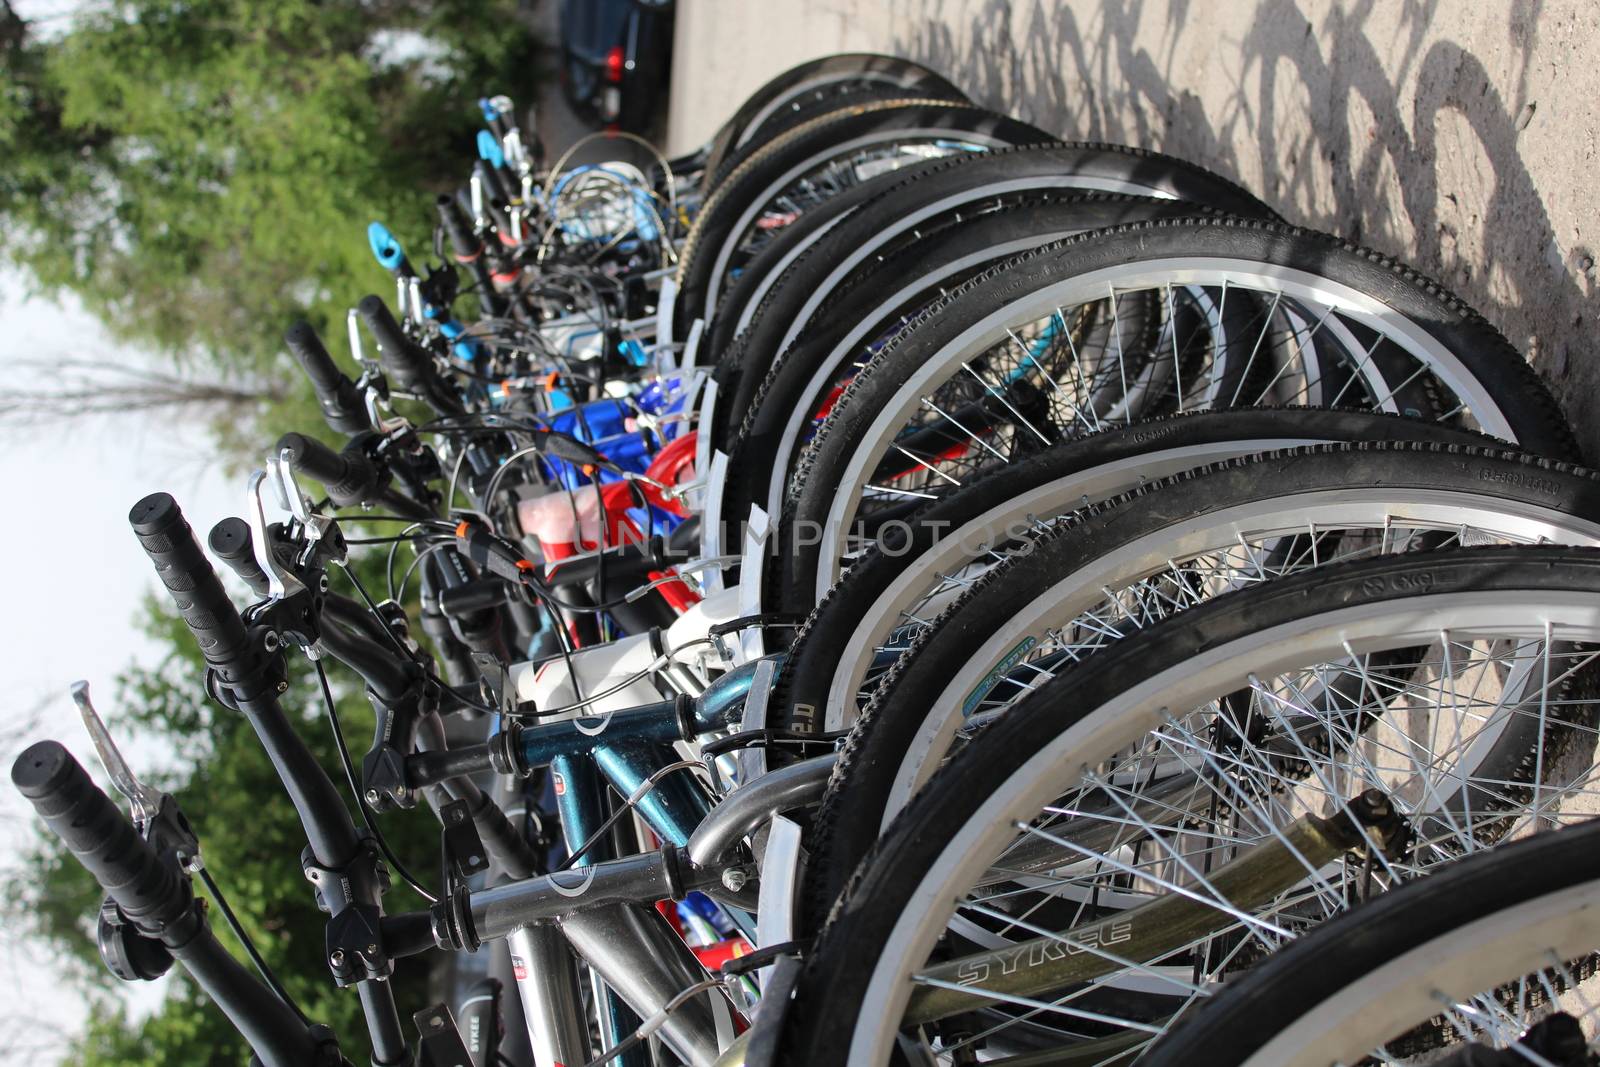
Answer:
[286, 322, 372, 436]
[206, 515, 271, 591]
[438, 194, 483, 263]
[318, 620, 415, 703]
[436, 195, 507, 320]
[275, 432, 383, 509]
[274, 432, 434, 521]
[132, 495, 411, 1063]
[357, 294, 426, 386]
[129, 493, 253, 676]
[12, 742, 338, 1067]
[357, 295, 464, 417]
[208, 518, 396, 650]
[15, 740, 189, 928]
[542, 534, 676, 588]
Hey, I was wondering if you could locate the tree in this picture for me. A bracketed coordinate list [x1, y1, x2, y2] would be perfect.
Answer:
[0, 358, 286, 426]
[0, 4, 544, 1059]
[5, 585, 444, 1065]
[0, 0, 539, 437]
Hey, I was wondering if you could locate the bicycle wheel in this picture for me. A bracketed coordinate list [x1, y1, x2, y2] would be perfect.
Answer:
[762, 409, 1492, 746]
[777, 545, 1600, 1064]
[773, 216, 1580, 615]
[703, 82, 970, 199]
[700, 53, 968, 190]
[1138, 815, 1600, 1066]
[715, 192, 1205, 529]
[670, 100, 1052, 342]
[702, 140, 1275, 429]
[795, 442, 1600, 935]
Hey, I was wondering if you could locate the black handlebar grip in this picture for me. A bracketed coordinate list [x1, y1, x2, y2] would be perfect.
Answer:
[437, 577, 516, 617]
[13, 741, 192, 934]
[543, 535, 666, 588]
[437, 195, 507, 320]
[437, 195, 482, 260]
[285, 322, 370, 436]
[356, 295, 430, 392]
[284, 321, 345, 394]
[208, 517, 270, 597]
[129, 493, 251, 672]
[275, 432, 381, 509]
[357, 295, 464, 417]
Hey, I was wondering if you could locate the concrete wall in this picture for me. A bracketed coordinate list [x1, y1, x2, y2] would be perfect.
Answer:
[667, 0, 1600, 458]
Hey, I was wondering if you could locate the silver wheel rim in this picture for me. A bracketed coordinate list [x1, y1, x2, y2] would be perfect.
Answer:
[810, 260, 1522, 603]
[703, 128, 1010, 310]
[881, 490, 1600, 817]
[842, 595, 1600, 1065]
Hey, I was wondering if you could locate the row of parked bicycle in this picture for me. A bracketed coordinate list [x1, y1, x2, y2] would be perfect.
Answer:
[16, 52, 1600, 1067]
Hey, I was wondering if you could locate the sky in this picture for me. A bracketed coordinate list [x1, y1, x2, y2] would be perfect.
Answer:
[0, 3, 243, 1057]
[0, 2, 592, 1057]
[0, 268, 242, 1059]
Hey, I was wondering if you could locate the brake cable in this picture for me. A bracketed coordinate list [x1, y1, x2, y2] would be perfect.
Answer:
[313, 659, 438, 905]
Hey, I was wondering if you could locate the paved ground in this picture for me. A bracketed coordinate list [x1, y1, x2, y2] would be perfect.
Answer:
[663, 0, 1600, 461]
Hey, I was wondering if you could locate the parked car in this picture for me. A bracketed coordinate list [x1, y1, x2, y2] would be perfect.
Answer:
[559, 0, 674, 134]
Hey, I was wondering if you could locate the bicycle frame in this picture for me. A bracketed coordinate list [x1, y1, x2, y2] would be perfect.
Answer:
[515, 664, 754, 1063]
[238, 459, 776, 1063]
[394, 649, 781, 1064]
[409, 751, 825, 1065]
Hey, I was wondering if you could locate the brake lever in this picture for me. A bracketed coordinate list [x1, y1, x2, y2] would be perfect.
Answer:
[361, 387, 412, 437]
[406, 275, 425, 328]
[347, 306, 370, 368]
[470, 170, 488, 231]
[71, 680, 164, 834]
[269, 447, 335, 549]
[72, 680, 202, 982]
[391, 271, 411, 324]
[345, 306, 411, 437]
[72, 680, 201, 871]
[247, 469, 307, 602]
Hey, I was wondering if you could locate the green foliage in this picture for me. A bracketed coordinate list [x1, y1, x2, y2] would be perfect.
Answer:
[0, 0, 539, 450]
[0, 4, 543, 1060]
[8, 583, 442, 1064]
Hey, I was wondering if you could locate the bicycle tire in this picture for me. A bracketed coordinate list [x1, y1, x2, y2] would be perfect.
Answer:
[762, 408, 1494, 745]
[713, 189, 1248, 534]
[774, 216, 1582, 615]
[671, 99, 1053, 342]
[715, 192, 1207, 525]
[702, 140, 1277, 420]
[703, 82, 969, 198]
[798, 441, 1600, 936]
[777, 544, 1600, 1064]
[700, 53, 968, 190]
[1138, 815, 1600, 1066]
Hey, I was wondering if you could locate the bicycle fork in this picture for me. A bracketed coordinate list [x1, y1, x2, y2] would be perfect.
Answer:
[508, 751, 737, 1066]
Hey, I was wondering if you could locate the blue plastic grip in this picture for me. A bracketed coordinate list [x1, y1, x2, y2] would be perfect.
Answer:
[476, 129, 506, 169]
[366, 222, 406, 273]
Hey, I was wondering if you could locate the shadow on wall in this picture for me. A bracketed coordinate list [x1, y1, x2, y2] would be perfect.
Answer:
[896, 0, 1600, 460]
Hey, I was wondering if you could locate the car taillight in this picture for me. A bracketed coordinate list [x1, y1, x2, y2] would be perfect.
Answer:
[605, 46, 624, 83]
